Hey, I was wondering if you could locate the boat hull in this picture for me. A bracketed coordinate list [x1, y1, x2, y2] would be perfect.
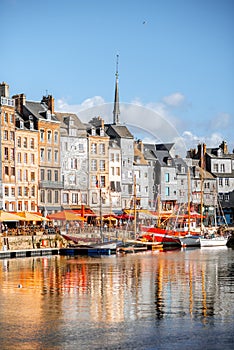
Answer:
[200, 237, 228, 247]
[180, 235, 200, 247]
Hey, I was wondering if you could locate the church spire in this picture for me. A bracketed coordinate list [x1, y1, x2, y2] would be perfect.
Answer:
[113, 54, 120, 124]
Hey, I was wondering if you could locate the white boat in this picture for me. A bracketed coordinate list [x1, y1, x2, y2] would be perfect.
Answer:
[199, 236, 228, 247]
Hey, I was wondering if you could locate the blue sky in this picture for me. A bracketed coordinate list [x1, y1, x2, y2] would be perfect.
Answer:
[1, 0, 234, 155]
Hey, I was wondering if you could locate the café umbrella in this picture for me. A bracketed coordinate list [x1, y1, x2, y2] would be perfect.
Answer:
[16, 211, 49, 222]
[47, 210, 86, 221]
[0, 210, 20, 222]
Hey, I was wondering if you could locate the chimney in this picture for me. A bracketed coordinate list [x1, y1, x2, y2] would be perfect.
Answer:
[12, 93, 26, 115]
[137, 139, 144, 153]
[41, 95, 54, 114]
[0, 82, 10, 98]
[219, 141, 228, 154]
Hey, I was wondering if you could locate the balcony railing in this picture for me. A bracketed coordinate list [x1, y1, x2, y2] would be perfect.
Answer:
[39, 181, 63, 189]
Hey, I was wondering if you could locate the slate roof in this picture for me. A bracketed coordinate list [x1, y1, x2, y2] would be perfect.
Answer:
[105, 124, 134, 139]
[24, 101, 58, 122]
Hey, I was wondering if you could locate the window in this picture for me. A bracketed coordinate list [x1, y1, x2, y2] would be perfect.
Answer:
[100, 176, 105, 187]
[17, 137, 21, 147]
[128, 184, 133, 194]
[47, 190, 52, 203]
[10, 114, 14, 123]
[47, 149, 52, 162]
[116, 167, 120, 176]
[111, 153, 114, 162]
[4, 130, 8, 140]
[165, 187, 170, 196]
[11, 167, 15, 176]
[10, 131, 14, 141]
[4, 112, 8, 123]
[165, 173, 170, 182]
[72, 193, 78, 204]
[31, 154, 35, 164]
[54, 170, 58, 182]
[23, 137, 27, 148]
[54, 150, 58, 163]
[4, 147, 8, 160]
[24, 153, 28, 164]
[31, 172, 35, 182]
[54, 132, 58, 143]
[18, 187, 22, 196]
[40, 130, 44, 141]
[220, 164, 225, 173]
[40, 169, 45, 181]
[55, 191, 59, 203]
[63, 193, 69, 203]
[225, 178, 229, 186]
[78, 144, 84, 152]
[31, 186, 35, 197]
[224, 194, 229, 201]
[99, 143, 105, 154]
[100, 160, 105, 171]
[40, 148, 45, 161]
[91, 159, 97, 171]
[30, 138, 35, 149]
[91, 175, 97, 187]
[17, 169, 22, 181]
[91, 143, 97, 154]
[47, 130, 52, 143]
[115, 154, 120, 162]
[110, 181, 115, 191]
[214, 163, 218, 172]
[5, 187, 9, 196]
[24, 187, 28, 196]
[23, 170, 28, 181]
[11, 188, 15, 196]
[111, 167, 115, 176]
[47, 170, 52, 181]
[10, 148, 14, 161]
[218, 178, 223, 186]
[40, 190, 45, 203]
[5, 166, 9, 176]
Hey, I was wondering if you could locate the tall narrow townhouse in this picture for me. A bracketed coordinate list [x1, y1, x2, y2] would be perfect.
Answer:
[55, 113, 88, 208]
[13, 94, 62, 215]
[0, 82, 16, 211]
[109, 140, 122, 211]
[143, 144, 158, 211]
[87, 117, 110, 214]
[14, 113, 39, 212]
[154, 143, 178, 211]
[133, 140, 150, 210]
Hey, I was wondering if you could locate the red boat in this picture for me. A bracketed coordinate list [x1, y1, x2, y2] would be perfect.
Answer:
[140, 227, 182, 247]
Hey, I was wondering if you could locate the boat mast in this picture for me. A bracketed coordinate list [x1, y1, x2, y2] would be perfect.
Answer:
[200, 143, 204, 234]
[187, 167, 191, 234]
[133, 174, 137, 239]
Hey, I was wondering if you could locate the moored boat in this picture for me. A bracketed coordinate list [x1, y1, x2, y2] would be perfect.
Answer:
[199, 236, 228, 247]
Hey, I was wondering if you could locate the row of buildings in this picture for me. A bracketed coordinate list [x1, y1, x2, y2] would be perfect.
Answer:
[1, 75, 234, 225]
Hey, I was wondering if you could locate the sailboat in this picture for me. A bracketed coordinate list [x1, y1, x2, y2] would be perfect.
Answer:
[197, 143, 228, 247]
[179, 168, 201, 247]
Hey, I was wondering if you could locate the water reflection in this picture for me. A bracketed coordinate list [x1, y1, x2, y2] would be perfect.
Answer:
[0, 248, 234, 349]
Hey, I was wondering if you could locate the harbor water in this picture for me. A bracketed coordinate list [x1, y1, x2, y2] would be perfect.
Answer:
[0, 247, 233, 350]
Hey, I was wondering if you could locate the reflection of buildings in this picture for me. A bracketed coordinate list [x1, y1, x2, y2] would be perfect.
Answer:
[0, 251, 232, 328]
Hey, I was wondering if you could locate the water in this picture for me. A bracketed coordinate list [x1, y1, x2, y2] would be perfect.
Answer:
[0, 247, 233, 350]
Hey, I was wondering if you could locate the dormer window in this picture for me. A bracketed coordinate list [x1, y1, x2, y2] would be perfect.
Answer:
[100, 128, 104, 137]
[91, 127, 96, 136]
[217, 149, 222, 157]
[20, 121, 24, 129]
[46, 110, 51, 120]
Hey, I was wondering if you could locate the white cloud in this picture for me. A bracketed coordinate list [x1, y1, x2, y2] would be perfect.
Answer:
[162, 92, 185, 107]
[211, 112, 231, 130]
[54, 94, 233, 157]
